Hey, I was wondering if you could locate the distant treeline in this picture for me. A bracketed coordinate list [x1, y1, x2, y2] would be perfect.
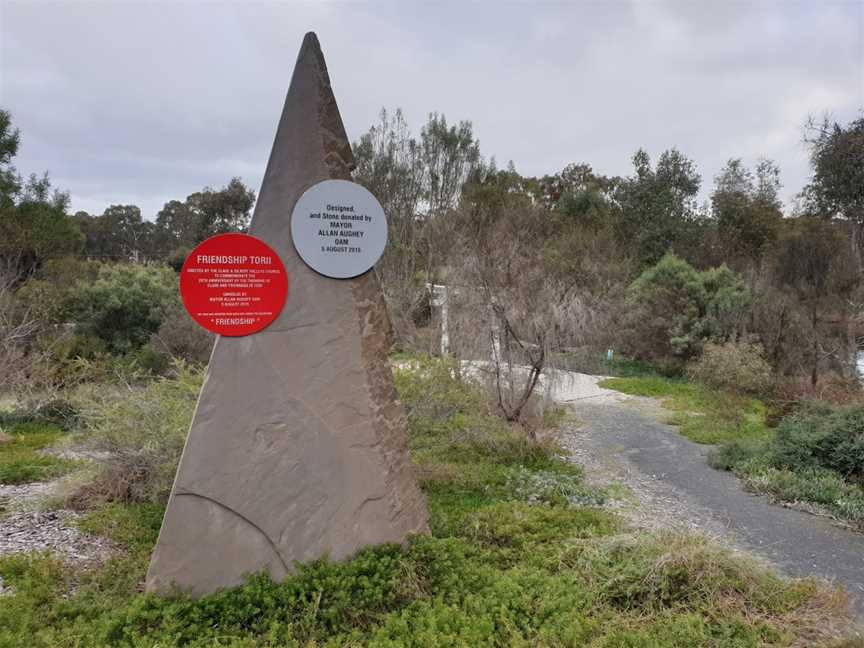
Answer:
[0, 106, 862, 389]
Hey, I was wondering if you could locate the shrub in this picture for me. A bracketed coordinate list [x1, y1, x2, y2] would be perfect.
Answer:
[769, 404, 864, 481]
[131, 342, 171, 376]
[70, 363, 202, 505]
[0, 398, 80, 430]
[687, 341, 773, 396]
[775, 372, 864, 406]
[711, 401, 864, 529]
[23, 331, 109, 389]
[624, 254, 749, 366]
[58, 263, 179, 354]
[31, 399, 79, 429]
[149, 303, 214, 365]
[707, 438, 767, 472]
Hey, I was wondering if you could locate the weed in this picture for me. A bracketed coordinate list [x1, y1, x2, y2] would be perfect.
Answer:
[0, 422, 77, 485]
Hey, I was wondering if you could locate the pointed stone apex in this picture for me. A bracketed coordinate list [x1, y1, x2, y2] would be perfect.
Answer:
[301, 31, 319, 49]
[252, 31, 354, 227]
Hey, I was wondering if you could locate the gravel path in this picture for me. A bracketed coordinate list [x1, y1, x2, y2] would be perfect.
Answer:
[0, 478, 118, 595]
[559, 381, 864, 619]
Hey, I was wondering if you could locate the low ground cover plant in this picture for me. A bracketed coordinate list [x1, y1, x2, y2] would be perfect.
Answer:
[0, 419, 77, 486]
[0, 355, 857, 646]
[710, 403, 864, 530]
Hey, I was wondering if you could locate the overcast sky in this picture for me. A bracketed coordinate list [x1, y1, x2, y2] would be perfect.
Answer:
[1, 1, 862, 219]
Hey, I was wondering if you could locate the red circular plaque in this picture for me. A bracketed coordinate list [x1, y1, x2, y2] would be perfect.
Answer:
[179, 233, 288, 336]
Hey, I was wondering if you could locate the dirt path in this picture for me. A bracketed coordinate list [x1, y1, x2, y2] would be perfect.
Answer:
[557, 379, 864, 619]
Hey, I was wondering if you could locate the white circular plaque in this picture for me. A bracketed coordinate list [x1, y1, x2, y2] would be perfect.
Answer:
[290, 179, 388, 279]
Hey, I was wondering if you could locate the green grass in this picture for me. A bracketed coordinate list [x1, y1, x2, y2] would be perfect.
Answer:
[0, 358, 856, 646]
[0, 421, 78, 485]
[599, 376, 771, 445]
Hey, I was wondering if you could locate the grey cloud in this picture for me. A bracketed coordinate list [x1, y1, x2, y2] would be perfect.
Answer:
[1, 1, 861, 219]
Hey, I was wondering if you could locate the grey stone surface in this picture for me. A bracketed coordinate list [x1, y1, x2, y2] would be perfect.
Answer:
[146, 32, 428, 596]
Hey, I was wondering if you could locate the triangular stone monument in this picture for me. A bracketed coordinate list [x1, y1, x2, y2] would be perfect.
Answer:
[146, 32, 428, 596]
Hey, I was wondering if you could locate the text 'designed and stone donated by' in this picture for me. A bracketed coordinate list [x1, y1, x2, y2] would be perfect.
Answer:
[291, 179, 388, 279]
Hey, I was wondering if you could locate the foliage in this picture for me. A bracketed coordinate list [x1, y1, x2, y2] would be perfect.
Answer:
[688, 341, 773, 396]
[14, 398, 80, 430]
[711, 158, 783, 265]
[710, 440, 864, 531]
[771, 217, 859, 384]
[150, 303, 214, 365]
[72, 205, 151, 261]
[58, 263, 179, 354]
[0, 113, 83, 276]
[601, 375, 770, 445]
[545, 163, 619, 231]
[69, 178, 255, 263]
[0, 173, 83, 277]
[0, 109, 21, 207]
[153, 177, 256, 254]
[613, 148, 702, 267]
[71, 363, 202, 504]
[353, 109, 482, 345]
[803, 117, 864, 230]
[767, 404, 864, 481]
[0, 357, 855, 646]
[604, 371, 864, 528]
[0, 421, 77, 485]
[624, 254, 750, 365]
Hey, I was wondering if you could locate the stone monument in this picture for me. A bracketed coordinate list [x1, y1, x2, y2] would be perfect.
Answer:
[145, 32, 428, 596]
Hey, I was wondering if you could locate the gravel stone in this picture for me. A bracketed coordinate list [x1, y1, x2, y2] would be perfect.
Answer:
[0, 510, 116, 565]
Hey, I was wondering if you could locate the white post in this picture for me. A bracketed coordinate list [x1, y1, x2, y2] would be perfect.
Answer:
[427, 284, 450, 356]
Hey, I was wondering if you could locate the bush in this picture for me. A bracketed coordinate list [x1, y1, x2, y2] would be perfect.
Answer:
[707, 438, 768, 472]
[688, 341, 773, 396]
[69, 363, 203, 505]
[31, 399, 79, 429]
[0, 398, 80, 430]
[58, 263, 178, 354]
[131, 343, 171, 376]
[149, 303, 214, 365]
[711, 402, 864, 529]
[769, 404, 864, 481]
[624, 254, 749, 366]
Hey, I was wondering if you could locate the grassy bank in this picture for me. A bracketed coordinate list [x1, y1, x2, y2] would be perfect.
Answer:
[0, 357, 859, 646]
[600, 375, 864, 532]
[599, 376, 770, 445]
